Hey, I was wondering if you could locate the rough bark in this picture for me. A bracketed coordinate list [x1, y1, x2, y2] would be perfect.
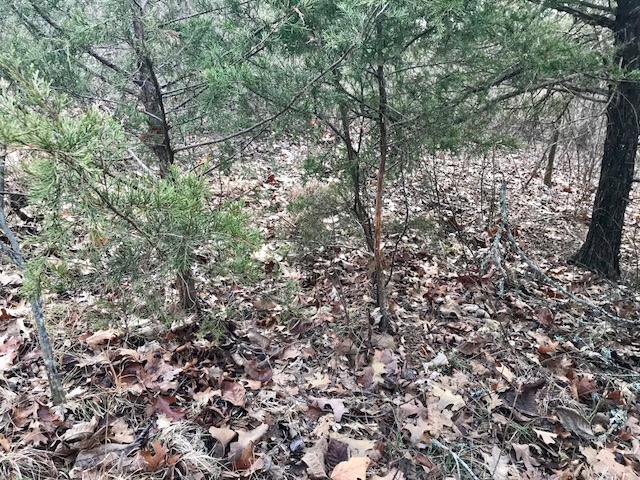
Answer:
[543, 123, 560, 187]
[374, 19, 391, 333]
[131, 1, 175, 177]
[570, 0, 640, 278]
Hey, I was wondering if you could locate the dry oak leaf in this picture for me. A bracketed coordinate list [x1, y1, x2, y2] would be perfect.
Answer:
[303, 437, 329, 479]
[329, 434, 376, 458]
[228, 423, 269, 470]
[140, 440, 169, 471]
[309, 397, 349, 422]
[222, 381, 246, 407]
[512, 443, 541, 471]
[61, 416, 99, 444]
[209, 426, 237, 450]
[0, 334, 23, 373]
[582, 446, 640, 479]
[482, 445, 520, 480]
[371, 469, 404, 480]
[82, 329, 121, 347]
[494, 361, 515, 383]
[0, 435, 10, 452]
[571, 374, 598, 399]
[431, 384, 465, 411]
[404, 416, 431, 445]
[537, 338, 560, 355]
[533, 429, 557, 445]
[147, 396, 185, 421]
[331, 457, 371, 480]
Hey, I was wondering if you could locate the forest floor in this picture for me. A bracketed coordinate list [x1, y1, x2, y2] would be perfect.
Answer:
[1, 141, 639, 480]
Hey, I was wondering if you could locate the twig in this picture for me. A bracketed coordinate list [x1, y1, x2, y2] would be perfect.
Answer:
[430, 439, 480, 480]
[127, 149, 157, 179]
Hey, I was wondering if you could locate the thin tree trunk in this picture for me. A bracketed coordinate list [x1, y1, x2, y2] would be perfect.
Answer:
[131, 1, 196, 312]
[340, 104, 374, 252]
[570, 1, 640, 278]
[131, 1, 174, 177]
[374, 19, 391, 333]
[543, 123, 560, 187]
[0, 150, 65, 404]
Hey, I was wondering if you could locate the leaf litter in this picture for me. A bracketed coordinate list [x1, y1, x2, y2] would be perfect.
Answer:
[0, 143, 639, 479]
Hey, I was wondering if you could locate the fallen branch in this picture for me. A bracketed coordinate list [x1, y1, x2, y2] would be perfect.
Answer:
[486, 181, 634, 327]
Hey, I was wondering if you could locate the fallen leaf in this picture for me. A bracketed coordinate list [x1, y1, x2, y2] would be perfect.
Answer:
[582, 446, 640, 479]
[209, 426, 237, 455]
[431, 384, 465, 411]
[513, 443, 541, 471]
[222, 381, 246, 407]
[326, 438, 349, 470]
[533, 429, 557, 445]
[309, 397, 348, 422]
[82, 329, 121, 347]
[556, 407, 594, 439]
[495, 361, 515, 383]
[228, 423, 269, 470]
[140, 440, 169, 471]
[331, 456, 371, 480]
[303, 437, 328, 479]
[482, 445, 519, 480]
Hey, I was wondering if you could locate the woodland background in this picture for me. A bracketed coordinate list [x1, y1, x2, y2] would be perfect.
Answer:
[0, 1, 639, 479]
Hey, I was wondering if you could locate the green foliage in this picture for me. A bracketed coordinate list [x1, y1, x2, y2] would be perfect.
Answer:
[0, 65, 259, 308]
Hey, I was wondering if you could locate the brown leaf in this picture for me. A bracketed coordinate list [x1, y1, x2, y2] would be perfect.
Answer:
[140, 440, 169, 471]
[326, 439, 349, 470]
[537, 337, 559, 355]
[209, 426, 237, 451]
[571, 374, 598, 399]
[330, 457, 370, 480]
[309, 397, 349, 422]
[512, 443, 541, 471]
[82, 329, 121, 347]
[148, 396, 185, 421]
[228, 423, 268, 471]
[0, 435, 10, 452]
[533, 429, 557, 445]
[482, 445, 519, 480]
[0, 334, 23, 372]
[556, 407, 594, 439]
[245, 359, 273, 382]
[582, 446, 640, 479]
[221, 381, 246, 407]
[303, 437, 329, 479]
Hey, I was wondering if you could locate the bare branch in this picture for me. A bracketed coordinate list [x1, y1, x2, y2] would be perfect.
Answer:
[530, 0, 614, 29]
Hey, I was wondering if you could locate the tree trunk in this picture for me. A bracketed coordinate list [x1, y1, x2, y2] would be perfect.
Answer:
[543, 122, 559, 187]
[131, 2, 196, 312]
[374, 19, 391, 333]
[339, 104, 374, 252]
[131, 1, 174, 177]
[570, 1, 640, 278]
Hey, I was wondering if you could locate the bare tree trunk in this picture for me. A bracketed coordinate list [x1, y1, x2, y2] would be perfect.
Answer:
[570, 1, 640, 278]
[339, 104, 374, 252]
[0, 150, 65, 404]
[543, 122, 560, 187]
[131, 4, 174, 176]
[130, 1, 196, 312]
[373, 19, 391, 333]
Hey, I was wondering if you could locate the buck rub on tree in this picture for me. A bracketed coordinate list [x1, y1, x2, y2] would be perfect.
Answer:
[567, 0, 640, 278]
